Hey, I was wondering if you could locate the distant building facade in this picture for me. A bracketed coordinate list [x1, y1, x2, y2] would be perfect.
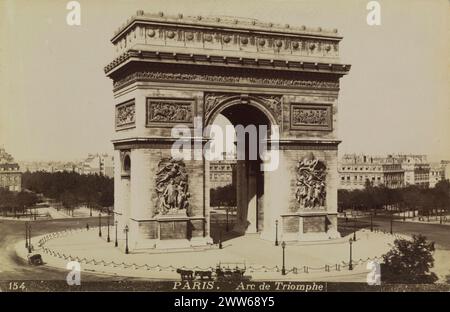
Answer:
[339, 154, 404, 190]
[339, 153, 436, 190]
[209, 153, 236, 189]
[82, 154, 114, 178]
[394, 154, 430, 188]
[19, 161, 82, 173]
[0, 147, 22, 192]
[429, 163, 445, 188]
[441, 160, 450, 182]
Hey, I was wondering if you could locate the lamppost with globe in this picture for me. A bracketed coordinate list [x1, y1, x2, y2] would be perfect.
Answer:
[98, 212, 102, 237]
[275, 220, 279, 246]
[124, 225, 129, 254]
[107, 213, 111, 243]
[114, 220, 118, 247]
[348, 238, 353, 270]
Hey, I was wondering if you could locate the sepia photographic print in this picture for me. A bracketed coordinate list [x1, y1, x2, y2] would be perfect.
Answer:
[0, 0, 449, 302]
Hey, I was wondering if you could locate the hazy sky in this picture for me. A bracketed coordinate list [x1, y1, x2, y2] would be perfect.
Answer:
[0, 0, 449, 162]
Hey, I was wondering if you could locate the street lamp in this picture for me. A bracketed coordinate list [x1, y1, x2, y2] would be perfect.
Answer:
[98, 212, 102, 237]
[370, 211, 373, 232]
[27, 223, 32, 253]
[226, 207, 229, 232]
[114, 220, 118, 247]
[275, 220, 279, 246]
[390, 213, 393, 235]
[348, 238, 353, 270]
[25, 222, 29, 249]
[281, 241, 286, 275]
[353, 217, 357, 241]
[107, 213, 111, 243]
[124, 225, 129, 254]
[219, 230, 223, 249]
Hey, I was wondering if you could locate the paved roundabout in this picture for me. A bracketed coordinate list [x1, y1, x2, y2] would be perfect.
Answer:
[15, 227, 403, 282]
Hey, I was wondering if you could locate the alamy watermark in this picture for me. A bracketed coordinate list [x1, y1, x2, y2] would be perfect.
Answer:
[66, 261, 81, 286]
[170, 117, 280, 171]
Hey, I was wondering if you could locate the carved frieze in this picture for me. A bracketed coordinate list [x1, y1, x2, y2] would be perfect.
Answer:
[146, 98, 193, 127]
[294, 153, 327, 210]
[115, 100, 135, 129]
[203, 93, 282, 124]
[113, 71, 339, 92]
[154, 157, 190, 217]
[290, 104, 332, 131]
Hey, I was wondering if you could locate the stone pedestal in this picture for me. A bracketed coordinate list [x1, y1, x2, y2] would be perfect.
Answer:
[280, 212, 340, 241]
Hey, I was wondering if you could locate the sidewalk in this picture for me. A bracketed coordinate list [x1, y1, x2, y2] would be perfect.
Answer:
[16, 228, 402, 282]
[0, 206, 99, 221]
[395, 215, 450, 226]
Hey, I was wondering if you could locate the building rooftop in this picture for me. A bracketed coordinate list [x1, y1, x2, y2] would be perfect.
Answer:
[0, 163, 20, 170]
[105, 11, 351, 77]
[112, 11, 341, 42]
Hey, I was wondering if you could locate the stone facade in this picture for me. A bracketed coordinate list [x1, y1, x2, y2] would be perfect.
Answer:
[82, 153, 114, 178]
[339, 154, 405, 190]
[429, 163, 445, 188]
[397, 155, 430, 188]
[209, 157, 236, 189]
[105, 11, 350, 249]
[0, 148, 22, 192]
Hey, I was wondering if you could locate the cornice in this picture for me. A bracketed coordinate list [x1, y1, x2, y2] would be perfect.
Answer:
[104, 49, 351, 76]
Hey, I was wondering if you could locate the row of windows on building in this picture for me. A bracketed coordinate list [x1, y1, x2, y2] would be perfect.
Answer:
[341, 166, 383, 171]
[0, 175, 20, 182]
[0, 167, 20, 171]
[341, 175, 382, 181]
[210, 173, 233, 180]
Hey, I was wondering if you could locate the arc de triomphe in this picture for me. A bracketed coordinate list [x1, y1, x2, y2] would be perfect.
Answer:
[105, 11, 350, 250]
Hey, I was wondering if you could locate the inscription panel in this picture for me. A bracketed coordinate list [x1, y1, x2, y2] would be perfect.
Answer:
[160, 220, 188, 240]
[290, 103, 332, 131]
[282, 216, 299, 233]
[302, 216, 326, 233]
[139, 221, 158, 239]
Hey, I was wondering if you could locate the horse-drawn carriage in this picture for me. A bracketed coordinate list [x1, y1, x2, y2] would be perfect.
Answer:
[27, 253, 43, 266]
[176, 262, 249, 281]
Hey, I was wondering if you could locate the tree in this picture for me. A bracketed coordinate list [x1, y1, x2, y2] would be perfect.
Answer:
[381, 234, 438, 284]
[210, 184, 236, 207]
[22, 171, 113, 209]
[0, 187, 15, 215]
[16, 191, 38, 214]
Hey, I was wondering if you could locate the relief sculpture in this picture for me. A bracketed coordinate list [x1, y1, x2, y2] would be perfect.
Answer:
[116, 101, 135, 128]
[154, 157, 190, 216]
[293, 108, 328, 125]
[290, 104, 332, 130]
[147, 100, 192, 124]
[295, 153, 326, 209]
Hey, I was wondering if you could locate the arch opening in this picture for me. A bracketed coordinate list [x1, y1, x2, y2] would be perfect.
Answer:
[208, 102, 272, 240]
[122, 154, 131, 176]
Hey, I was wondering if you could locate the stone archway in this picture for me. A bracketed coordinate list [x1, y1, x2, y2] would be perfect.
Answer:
[205, 95, 277, 235]
[105, 12, 350, 250]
